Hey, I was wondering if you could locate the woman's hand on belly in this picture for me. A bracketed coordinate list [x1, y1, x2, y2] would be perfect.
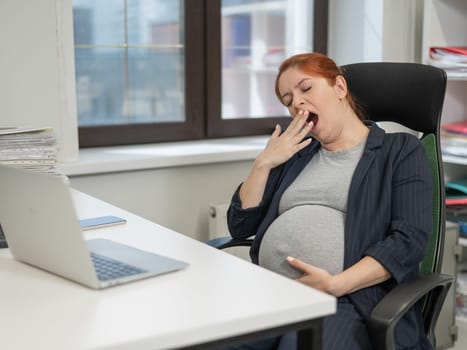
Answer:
[287, 255, 391, 297]
[287, 256, 339, 296]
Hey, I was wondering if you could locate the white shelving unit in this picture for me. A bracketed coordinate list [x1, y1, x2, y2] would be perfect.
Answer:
[443, 155, 467, 167]
[422, 0, 467, 347]
[422, 0, 467, 122]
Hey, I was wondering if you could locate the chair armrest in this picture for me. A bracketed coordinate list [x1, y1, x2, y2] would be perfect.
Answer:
[368, 273, 453, 350]
[206, 236, 254, 249]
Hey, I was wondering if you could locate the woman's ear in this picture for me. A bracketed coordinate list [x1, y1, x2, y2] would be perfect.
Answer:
[334, 75, 348, 100]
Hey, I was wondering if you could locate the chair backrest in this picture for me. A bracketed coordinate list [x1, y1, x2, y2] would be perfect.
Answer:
[341, 62, 447, 275]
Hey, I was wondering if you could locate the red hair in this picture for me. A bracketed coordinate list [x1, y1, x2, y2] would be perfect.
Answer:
[274, 53, 364, 120]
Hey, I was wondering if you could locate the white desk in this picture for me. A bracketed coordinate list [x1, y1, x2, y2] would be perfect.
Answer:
[0, 190, 335, 350]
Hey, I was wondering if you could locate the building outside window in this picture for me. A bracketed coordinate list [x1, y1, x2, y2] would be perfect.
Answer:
[73, 0, 184, 126]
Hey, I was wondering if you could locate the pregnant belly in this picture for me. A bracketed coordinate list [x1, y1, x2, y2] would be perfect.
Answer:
[259, 205, 345, 279]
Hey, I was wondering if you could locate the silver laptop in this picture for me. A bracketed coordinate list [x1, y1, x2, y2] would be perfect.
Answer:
[0, 164, 188, 289]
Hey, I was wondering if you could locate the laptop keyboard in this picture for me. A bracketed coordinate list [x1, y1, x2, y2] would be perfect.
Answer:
[91, 253, 147, 281]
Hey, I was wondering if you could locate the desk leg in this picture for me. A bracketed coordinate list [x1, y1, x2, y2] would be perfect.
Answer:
[297, 319, 323, 350]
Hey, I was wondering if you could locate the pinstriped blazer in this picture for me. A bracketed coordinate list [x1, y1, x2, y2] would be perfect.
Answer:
[227, 121, 433, 348]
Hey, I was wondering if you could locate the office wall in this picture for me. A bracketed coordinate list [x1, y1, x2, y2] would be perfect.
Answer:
[328, 0, 382, 64]
[69, 161, 252, 241]
[0, 0, 79, 162]
[328, 0, 423, 65]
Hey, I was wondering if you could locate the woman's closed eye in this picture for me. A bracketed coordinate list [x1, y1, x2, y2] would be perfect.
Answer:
[281, 83, 311, 106]
[282, 96, 292, 107]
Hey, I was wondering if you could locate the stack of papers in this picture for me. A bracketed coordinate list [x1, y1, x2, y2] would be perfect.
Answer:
[0, 127, 64, 178]
[429, 47, 467, 77]
[441, 120, 467, 158]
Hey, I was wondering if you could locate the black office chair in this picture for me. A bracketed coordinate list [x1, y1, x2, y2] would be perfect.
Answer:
[207, 62, 453, 350]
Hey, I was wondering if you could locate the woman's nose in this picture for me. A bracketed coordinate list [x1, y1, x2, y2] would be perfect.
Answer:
[293, 96, 305, 110]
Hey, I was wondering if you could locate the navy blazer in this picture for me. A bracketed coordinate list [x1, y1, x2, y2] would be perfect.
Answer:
[227, 121, 433, 349]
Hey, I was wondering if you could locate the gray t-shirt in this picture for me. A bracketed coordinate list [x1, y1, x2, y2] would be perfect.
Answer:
[258, 139, 366, 279]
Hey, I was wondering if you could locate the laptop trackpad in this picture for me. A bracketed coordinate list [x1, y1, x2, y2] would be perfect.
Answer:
[86, 238, 188, 273]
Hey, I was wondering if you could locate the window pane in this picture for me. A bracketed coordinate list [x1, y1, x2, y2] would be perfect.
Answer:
[127, 0, 183, 46]
[75, 48, 125, 126]
[128, 48, 184, 123]
[221, 0, 313, 119]
[73, 0, 125, 46]
[73, 0, 185, 128]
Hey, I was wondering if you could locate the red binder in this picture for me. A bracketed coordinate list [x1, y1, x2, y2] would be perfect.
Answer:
[442, 120, 467, 135]
[430, 47, 467, 56]
[446, 197, 467, 206]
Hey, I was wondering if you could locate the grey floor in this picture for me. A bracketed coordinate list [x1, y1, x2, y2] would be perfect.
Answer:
[449, 318, 467, 349]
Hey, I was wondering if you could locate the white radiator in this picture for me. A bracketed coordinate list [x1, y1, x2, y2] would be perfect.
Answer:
[208, 203, 230, 239]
